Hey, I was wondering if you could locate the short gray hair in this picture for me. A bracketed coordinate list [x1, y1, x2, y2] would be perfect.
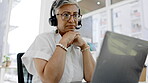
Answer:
[52, 0, 80, 14]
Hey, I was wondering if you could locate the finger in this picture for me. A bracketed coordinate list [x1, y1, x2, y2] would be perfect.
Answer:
[74, 32, 80, 37]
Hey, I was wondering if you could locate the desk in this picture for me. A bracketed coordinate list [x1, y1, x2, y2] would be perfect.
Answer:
[70, 81, 146, 83]
[0, 66, 17, 83]
[139, 67, 146, 82]
[70, 81, 89, 83]
[0, 66, 17, 69]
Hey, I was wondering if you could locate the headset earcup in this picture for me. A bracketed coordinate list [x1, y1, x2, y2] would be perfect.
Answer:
[78, 20, 81, 26]
[49, 15, 57, 26]
[75, 20, 82, 29]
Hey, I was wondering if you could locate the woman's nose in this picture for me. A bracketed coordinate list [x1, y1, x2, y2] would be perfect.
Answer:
[68, 15, 75, 22]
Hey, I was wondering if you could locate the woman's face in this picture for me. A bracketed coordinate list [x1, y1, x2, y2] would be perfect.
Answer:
[56, 4, 79, 36]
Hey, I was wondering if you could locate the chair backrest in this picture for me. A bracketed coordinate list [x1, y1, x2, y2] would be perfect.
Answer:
[17, 53, 33, 83]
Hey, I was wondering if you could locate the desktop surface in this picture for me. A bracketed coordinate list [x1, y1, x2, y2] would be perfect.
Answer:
[70, 81, 89, 83]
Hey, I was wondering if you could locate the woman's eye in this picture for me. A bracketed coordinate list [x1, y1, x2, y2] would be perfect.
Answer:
[74, 14, 78, 17]
[63, 14, 69, 17]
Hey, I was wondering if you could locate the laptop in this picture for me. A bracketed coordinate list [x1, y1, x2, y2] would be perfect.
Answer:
[91, 31, 148, 83]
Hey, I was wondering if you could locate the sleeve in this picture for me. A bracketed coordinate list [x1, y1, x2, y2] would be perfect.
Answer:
[21, 34, 54, 75]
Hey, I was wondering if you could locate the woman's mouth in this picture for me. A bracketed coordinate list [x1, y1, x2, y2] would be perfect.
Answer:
[66, 25, 76, 29]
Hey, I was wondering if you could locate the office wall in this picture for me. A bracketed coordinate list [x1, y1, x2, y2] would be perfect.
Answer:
[39, 0, 55, 34]
[79, 16, 92, 39]
[0, 0, 11, 65]
[141, 0, 148, 41]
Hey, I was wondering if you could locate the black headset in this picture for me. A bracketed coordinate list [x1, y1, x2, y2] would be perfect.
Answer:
[48, 0, 82, 29]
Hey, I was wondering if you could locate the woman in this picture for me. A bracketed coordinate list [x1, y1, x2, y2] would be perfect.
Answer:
[22, 0, 95, 83]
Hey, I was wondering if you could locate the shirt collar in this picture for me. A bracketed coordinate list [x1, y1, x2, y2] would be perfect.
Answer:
[55, 30, 62, 44]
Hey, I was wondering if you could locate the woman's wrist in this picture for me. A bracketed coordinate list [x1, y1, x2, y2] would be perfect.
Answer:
[81, 46, 90, 52]
[56, 43, 68, 52]
[59, 40, 68, 48]
[80, 43, 89, 52]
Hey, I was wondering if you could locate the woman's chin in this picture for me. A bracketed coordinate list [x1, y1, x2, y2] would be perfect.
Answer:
[66, 28, 75, 31]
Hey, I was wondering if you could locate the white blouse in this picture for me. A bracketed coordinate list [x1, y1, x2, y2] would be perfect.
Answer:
[21, 30, 84, 83]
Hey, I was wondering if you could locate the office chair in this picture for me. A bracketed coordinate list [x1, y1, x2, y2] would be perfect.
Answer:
[17, 53, 33, 83]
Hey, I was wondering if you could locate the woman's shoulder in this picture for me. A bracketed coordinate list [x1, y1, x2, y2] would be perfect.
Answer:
[37, 30, 56, 38]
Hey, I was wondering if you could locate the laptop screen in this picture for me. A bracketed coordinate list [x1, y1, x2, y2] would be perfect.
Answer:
[92, 31, 148, 83]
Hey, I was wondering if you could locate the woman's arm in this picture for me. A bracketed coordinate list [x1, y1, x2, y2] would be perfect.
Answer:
[33, 40, 67, 83]
[73, 35, 96, 82]
[81, 44, 95, 82]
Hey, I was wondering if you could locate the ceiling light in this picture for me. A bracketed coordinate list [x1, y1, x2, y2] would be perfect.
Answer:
[97, 1, 101, 5]
[0, 0, 2, 3]
[77, 0, 82, 2]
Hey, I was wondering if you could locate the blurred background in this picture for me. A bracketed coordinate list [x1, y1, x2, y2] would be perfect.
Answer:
[0, 0, 148, 83]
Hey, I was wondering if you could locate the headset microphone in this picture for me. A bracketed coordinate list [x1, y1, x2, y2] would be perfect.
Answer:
[75, 24, 82, 29]
[75, 27, 80, 29]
